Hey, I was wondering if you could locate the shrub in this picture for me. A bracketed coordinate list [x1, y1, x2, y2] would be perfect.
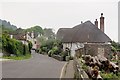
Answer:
[60, 51, 68, 61]
[2, 33, 30, 57]
[66, 56, 70, 61]
[48, 50, 53, 57]
[0, 36, 2, 50]
[100, 72, 120, 80]
[28, 41, 33, 53]
[41, 47, 48, 53]
[39, 48, 42, 54]
[23, 44, 30, 55]
[51, 46, 59, 55]
[40, 39, 63, 54]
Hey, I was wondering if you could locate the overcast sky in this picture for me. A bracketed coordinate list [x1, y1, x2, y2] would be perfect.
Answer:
[0, 0, 119, 42]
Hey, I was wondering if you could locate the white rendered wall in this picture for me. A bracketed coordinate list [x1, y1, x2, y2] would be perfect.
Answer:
[63, 42, 84, 57]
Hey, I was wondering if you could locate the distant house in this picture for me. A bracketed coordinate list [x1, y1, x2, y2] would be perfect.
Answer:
[57, 13, 111, 58]
[10, 30, 41, 50]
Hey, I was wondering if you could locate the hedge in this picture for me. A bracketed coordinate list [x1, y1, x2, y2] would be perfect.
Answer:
[2, 33, 31, 56]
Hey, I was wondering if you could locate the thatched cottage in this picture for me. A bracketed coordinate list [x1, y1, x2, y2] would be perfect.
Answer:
[10, 29, 41, 50]
[57, 13, 111, 58]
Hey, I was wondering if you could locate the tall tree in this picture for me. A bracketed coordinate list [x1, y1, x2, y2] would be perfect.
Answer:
[44, 28, 55, 39]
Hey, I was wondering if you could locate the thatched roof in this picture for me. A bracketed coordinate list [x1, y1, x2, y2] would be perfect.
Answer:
[56, 28, 71, 40]
[57, 21, 111, 43]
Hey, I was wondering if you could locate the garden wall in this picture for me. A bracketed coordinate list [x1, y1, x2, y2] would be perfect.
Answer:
[75, 43, 111, 59]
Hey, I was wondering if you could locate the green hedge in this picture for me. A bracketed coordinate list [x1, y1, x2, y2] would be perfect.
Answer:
[2, 33, 31, 56]
[28, 41, 33, 53]
[0, 36, 2, 52]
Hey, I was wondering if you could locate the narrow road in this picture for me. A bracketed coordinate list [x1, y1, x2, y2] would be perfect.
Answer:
[2, 50, 66, 78]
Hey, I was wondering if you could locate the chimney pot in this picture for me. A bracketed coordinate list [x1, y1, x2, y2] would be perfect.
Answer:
[81, 21, 83, 24]
[95, 19, 98, 27]
[100, 13, 104, 32]
[101, 13, 103, 16]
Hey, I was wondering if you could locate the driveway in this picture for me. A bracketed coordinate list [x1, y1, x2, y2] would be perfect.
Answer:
[2, 50, 66, 78]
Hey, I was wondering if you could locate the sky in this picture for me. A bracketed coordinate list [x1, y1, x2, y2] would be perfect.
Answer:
[0, 0, 119, 42]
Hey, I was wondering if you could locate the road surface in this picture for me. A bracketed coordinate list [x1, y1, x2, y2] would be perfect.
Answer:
[2, 50, 66, 78]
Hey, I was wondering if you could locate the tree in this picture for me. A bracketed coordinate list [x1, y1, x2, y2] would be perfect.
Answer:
[25, 25, 44, 35]
[43, 28, 55, 39]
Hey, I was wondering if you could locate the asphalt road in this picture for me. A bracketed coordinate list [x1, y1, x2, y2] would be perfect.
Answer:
[2, 50, 66, 78]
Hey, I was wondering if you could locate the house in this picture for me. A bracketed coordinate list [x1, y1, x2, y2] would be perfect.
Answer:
[57, 13, 111, 58]
[10, 30, 41, 50]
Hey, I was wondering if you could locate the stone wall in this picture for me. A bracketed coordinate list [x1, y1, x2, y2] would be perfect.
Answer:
[75, 43, 111, 59]
[85, 43, 111, 59]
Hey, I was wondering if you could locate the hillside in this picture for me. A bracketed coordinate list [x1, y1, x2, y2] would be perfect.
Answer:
[0, 19, 17, 32]
[0, 19, 55, 39]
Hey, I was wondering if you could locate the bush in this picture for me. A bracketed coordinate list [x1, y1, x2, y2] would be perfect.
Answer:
[41, 47, 48, 53]
[48, 46, 60, 57]
[100, 72, 120, 80]
[2, 33, 30, 57]
[51, 46, 59, 55]
[39, 48, 42, 54]
[48, 50, 53, 57]
[40, 39, 63, 55]
[60, 51, 68, 61]
[28, 41, 33, 53]
[66, 56, 70, 61]
[23, 44, 30, 56]
[0, 36, 2, 51]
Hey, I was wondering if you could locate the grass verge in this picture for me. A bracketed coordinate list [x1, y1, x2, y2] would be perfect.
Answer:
[2, 54, 31, 60]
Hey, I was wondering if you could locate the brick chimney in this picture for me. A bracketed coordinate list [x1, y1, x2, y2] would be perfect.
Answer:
[100, 13, 104, 32]
[95, 19, 98, 27]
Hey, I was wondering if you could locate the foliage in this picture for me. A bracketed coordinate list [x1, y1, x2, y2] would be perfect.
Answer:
[25, 25, 44, 35]
[111, 41, 120, 52]
[2, 33, 30, 57]
[37, 36, 46, 45]
[43, 28, 55, 39]
[12, 28, 24, 34]
[41, 47, 48, 53]
[40, 39, 55, 52]
[39, 38, 71, 61]
[60, 50, 69, 61]
[48, 46, 60, 57]
[23, 44, 30, 55]
[48, 50, 53, 57]
[40, 39, 63, 55]
[3, 53, 31, 60]
[0, 19, 17, 31]
[52, 46, 59, 54]
[100, 72, 120, 80]
[28, 41, 33, 53]
[66, 56, 70, 61]
[82, 64, 88, 70]
[0, 33, 1, 52]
